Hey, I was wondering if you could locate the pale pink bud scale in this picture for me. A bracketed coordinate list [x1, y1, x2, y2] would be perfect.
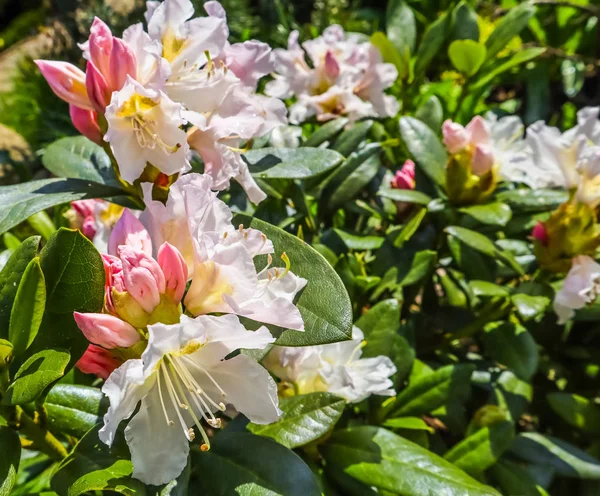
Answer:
[74, 312, 140, 348]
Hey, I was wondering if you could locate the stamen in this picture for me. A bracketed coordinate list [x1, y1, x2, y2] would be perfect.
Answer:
[181, 356, 227, 399]
[156, 369, 175, 426]
[347, 340, 367, 363]
[160, 364, 192, 440]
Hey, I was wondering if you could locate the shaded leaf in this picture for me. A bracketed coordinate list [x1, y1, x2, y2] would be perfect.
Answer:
[0, 426, 20, 496]
[245, 148, 343, 179]
[547, 393, 600, 435]
[399, 117, 447, 186]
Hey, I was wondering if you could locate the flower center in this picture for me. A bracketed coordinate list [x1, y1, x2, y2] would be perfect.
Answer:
[156, 355, 227, 451]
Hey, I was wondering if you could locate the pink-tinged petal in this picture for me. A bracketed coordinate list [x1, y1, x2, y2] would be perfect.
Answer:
[109, 38, 137, 91]
[531, 222, 549, 246]
[222, 41, 274, 88]
[324, 50, 340, 80]
[108, 209, 152, 256]
[442, 119, 469, 154]
[466, 116, 490, 146]
[76, 344, 121, 379]
[157, 242, 188, 303]
[119, 246, 166, 313]
[35, 60, 93, 110]
[69, 104, 102, 144]
[74, 312, 140, 348]
[88, 17, 114, 77]
[390, 159, 416, 190]
[71, 199, 96, 218]
[471, 144, 495, 176]
[86, 61, 111, 113]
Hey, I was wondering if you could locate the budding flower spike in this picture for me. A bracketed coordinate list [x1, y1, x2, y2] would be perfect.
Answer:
[391, 160, 416, 190]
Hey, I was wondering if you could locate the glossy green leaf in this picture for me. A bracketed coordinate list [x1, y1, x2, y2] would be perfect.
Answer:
[382, 417, 434, 432]
[0, 426, 20, 496]
[45, 384, 106, 438]
[399, 117, 447, 186]
[444, 421, 515, 476]
[9, 257, 45, 356]
[371, 32, 409, 80]
[488, 460, 547, 496]
[389, 364, 475, 417]
[248, 392, 345, 448]
[194, 432, 320, 495]
[3, 349, 70, 405]
[415, 95, 443, 132]
[27, 211, 56, 240]
[0, 236, 41, 340]
[304, 118, 348, 147]
[485, 2, 536, 60]
[547, 393, 600, 435]
[233, 215, 352, 346]
[393, 208, 427, 248]
[511, 294, 549, 320]
[321, 426, 501, 496]
[0, 178, 125, 236]
[451, 1, 479, 42]
[378, 188, 432, 205]
[332, 229, 384, 250]
[386, 0, 416, 54]
[511, 433, 600, 479]
[42, 136, 119, 186]
[470, 48, 545, 91]
[329, 152, 380, 208]
[51, 425, 146, 496]
[414, 13, 450, 78]
[448, 40, 486, 77]
[469, 280, 510, 297]
[2, 233, 20, 251]
[482, 322, 539, 381]
[332, 120, 373, 157]
[496, 188, 568, 212]
[244, 147, 343, 179]
[459, 203, 512, 226]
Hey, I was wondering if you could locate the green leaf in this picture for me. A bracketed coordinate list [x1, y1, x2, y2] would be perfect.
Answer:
[444, 421, 515, 476]
[304, 118, 348, 147]
[378, 188, 432, 205]
[445, 226, 524, 275]
[193, 432, 321, 495]
[332, 229, 384, 250]
[414, 13, 450, 78]
[448, 40, 486, 77]
[399, 117, 447, 186]
[233, 215, 352, 346]
[488, 460, 547, 496]
[386, 0, 416, 54]
[496, 188, 568, 212]
[469, 280, 510, 297]
[370, 32, 409, 80]
[0, 236, 41, 340]
[459, 203, 512, 226]
[329, 152, 380, 208]
[27, 211, 56, 240]
[485, 2, 536, 60]
[382, 417, 434, 432]
[9, 258, 45, 356]
[451, 1, 479, 42]
[415, 95, 443, 132]
[470, 48, 545, 91]
[2, 233, 20, 251]
[3, 349, 70, 405]
[0, 426, 20, 496]
[562, 59, 585, 98]
[44, 384, 106, 438]
[321, 426, 501, 496]
[482, 322, 539, 381]
[389, 364, 475, 417]
[244, 147, 343, 179]
[0, 178, 125, 236]
[511, 294, 549, 320]
[332, 120, 373, 157]
[51, 425, 146, 496]
[42, 136, 119, 186]
[393, 208, 427, 248]
[248, 392, 345, 448]
[547, 393, 600, 435]
[511, 433, 600, 479]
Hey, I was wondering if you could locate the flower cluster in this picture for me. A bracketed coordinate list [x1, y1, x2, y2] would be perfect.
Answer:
[36, 0, 286, 203]
[266, 25, 399, 123]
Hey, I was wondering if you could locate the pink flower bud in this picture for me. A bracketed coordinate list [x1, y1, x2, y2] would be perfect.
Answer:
[88, 17, 114, 78]
[391, 159, 416, 190]
[324, 50, 340, 80]
[531, 221, 549, 246]
[74, 312, 140, 348]
[76, 344, 121, 379]
[471, 144, 495, 176]
[466, 116, 490, 146]
[119, 246, 166, 313]
[69, 104, 102, 144]
[71, 199, 95, 219]
[442, 119, 469, 154]
[109, 38, 137, 91]
[108, 209, 152, 256]
[157, 242, 188, 303]
[102, 253, 125, 312]
[85, 61, 111, 113]
[35, 60, 93, 110]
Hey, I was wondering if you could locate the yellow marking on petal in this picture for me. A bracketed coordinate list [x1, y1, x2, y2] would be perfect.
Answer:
[117, 94, 158, 118]
[162, 29, 187, 63]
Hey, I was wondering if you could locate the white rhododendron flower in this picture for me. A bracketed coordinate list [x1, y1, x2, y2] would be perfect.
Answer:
[99, 314, 280, 485]
[266, 25, 398, 123]
[104, 77, 190, 183]
[264, 327, 396, 403]
[554, 256, 600, 324]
